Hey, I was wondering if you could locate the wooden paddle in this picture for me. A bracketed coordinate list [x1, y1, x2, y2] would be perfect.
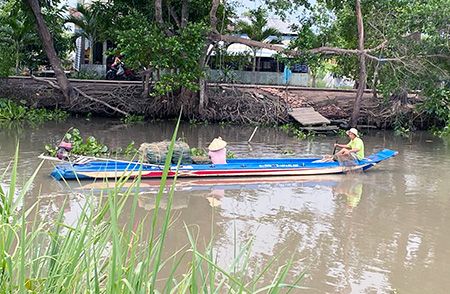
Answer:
[332, 140, 339, 155]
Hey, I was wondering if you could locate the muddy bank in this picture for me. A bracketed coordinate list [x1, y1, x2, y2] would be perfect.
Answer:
[1, 77, 426, 129]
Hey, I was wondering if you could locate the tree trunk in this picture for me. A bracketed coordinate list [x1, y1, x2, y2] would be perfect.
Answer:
[80, 36, 85, 69]
[143, 72, 150, 97]
[350, 0, 366, 127]
[199, 78, 206, 114]
[311, 69, 316, 88]
[25, 0, 73, 104]
[252, 49, 256, 84]
[89, 40, 94, 65]
[15, 44, 20, 75]
[198, 48, 210, 113]
[371, 64, 378, 99]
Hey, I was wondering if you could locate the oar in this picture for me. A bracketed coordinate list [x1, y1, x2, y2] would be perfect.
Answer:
[332, 140, 339, 155]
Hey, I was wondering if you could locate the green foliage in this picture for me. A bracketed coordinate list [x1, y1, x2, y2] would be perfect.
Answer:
[393, 112, 412, 137]
[108, 141, 136, 157]
[314, 0, 450, 97]
[294, 129, 307, 140]
[73, 71, 104, 80]
[280, 149, 293, 154]
[238, 7, 282, 43]
[0, 0, 72, 74]
[279, 123, 297, 133]
[431, 125, 450, 142]
[337, 129, 348, 137]
[0, 99, 27, 120]
[120, 114, 145, 124]
[0, 99, 68, 123]
[65, 128, 108, 156]
[0, 45, 14, 77]
[44, 128, 137, 158]
[417, 87, 450, 123]
[104, 9, 208, 97]
[209, 45, 252, 73]
[236, 7, 282, 74]
[419, 87, 450, 138]
[279, 123, 308, 139]
[217, 66, 238, 83]
[189, 118, 209, 125]
[0, 1, 37, 75]
[190, 147, 207, 157]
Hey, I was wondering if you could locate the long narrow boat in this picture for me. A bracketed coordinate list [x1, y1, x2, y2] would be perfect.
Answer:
[49, 149, 397, 181]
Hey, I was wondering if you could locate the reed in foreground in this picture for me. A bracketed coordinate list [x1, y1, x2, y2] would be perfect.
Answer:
[0, 129, 309, 293]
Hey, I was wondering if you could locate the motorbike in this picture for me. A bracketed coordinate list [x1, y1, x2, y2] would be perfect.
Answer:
[106, 62, 139, 81]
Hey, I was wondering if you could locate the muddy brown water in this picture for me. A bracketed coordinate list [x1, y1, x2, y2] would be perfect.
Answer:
[1, 117, 450, 293]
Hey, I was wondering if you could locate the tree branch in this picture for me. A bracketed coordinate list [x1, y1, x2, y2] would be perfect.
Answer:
[181, 0, 189, 28]
[155, 0, 174, 37]
[365, 54, 407, 62]
[210, 0, 220, 31]
[309, 46, 359, 55]
[166, 3, 181, 28]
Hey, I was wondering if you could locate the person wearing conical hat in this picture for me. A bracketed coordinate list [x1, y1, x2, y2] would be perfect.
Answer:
[333, 128, 364, 161]
[208, 136, 227, 164]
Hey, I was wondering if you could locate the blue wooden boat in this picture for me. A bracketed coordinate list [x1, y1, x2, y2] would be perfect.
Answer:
[49, 149, 397, 181]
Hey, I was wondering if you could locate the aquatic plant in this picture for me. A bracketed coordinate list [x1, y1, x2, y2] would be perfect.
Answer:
[190, 146, 207, 157]
[44, 128, 137, 158]
[0, 98, 68, 123]
[393, 112, 412, 137]
[121, 114, 145, 124]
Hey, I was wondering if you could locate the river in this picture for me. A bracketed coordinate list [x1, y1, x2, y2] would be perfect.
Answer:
[1, 117, 449, 293]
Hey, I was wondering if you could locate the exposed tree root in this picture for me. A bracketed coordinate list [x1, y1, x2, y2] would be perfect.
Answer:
[31, 75, 130, 116]
[200, 86, 290, 124]
[1, 77, 432, 129]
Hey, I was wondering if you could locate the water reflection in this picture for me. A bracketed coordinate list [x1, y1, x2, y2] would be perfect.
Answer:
[332, 174, 364, 213]
[70, 175, 344, 210]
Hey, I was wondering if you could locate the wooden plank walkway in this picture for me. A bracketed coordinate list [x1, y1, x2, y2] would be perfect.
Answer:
[289, 107, 331, 126]
[289, 107, 338, 133]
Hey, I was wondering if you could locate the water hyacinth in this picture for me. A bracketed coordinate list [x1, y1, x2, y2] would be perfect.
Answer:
[0, 120, 309, 293]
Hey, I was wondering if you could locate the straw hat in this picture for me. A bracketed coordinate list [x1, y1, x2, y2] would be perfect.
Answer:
[208, 138, 227, 151]
[346, 128, 359, 137]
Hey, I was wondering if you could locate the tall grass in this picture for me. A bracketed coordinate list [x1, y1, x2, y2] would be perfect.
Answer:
[0, 120, 309, 293]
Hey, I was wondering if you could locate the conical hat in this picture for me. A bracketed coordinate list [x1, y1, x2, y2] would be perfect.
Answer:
[208, 138, 227, 151]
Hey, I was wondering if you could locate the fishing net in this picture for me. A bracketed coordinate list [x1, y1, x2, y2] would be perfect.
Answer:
[139, 140, 193, 164]
[172, 141, 193, 164]
[335, 154, 363, 174]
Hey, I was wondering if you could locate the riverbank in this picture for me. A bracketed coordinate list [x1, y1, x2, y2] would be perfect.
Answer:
[214, 84, 423, 129]
[1, 76, 425, 130]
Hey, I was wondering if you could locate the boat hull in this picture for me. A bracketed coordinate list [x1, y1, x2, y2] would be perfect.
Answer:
[49, 149, 398, 181]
